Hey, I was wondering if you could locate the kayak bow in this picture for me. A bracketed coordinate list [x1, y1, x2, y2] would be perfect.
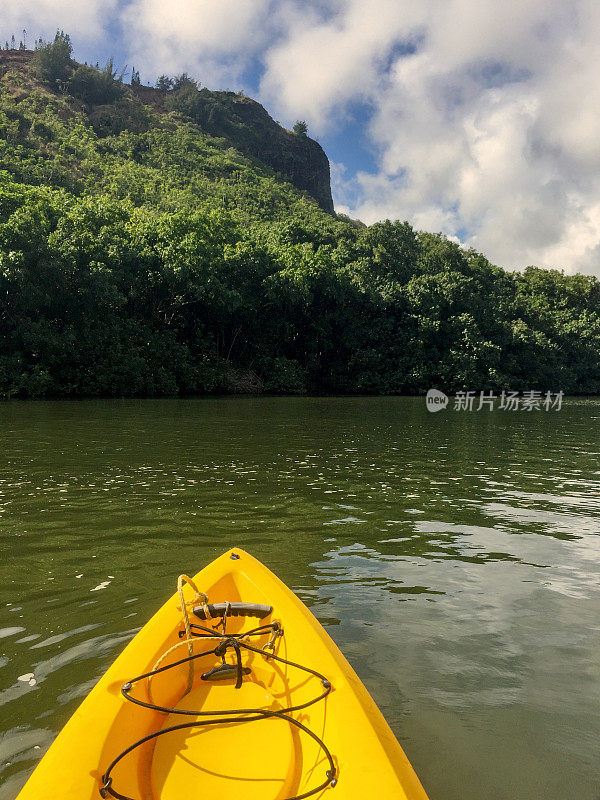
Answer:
[16, 548, 429, 800]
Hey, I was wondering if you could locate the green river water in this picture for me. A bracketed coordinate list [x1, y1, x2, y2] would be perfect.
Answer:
[0, 397, 599, 799]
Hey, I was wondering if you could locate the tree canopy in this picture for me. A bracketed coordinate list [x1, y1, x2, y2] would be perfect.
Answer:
[293, 120, 308, 136]
[31, 30, 72, 88]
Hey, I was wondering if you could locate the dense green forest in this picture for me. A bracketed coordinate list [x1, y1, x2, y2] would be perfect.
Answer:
[1, 33, 599, 397]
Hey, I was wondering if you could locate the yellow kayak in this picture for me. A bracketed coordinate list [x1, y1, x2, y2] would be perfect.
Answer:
[16, 548, 429, 800]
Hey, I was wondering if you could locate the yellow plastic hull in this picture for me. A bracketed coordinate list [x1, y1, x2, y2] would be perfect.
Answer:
[16, 548, 429, 799]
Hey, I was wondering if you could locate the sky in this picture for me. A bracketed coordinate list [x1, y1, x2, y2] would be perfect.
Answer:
[2, 0, 600, 276]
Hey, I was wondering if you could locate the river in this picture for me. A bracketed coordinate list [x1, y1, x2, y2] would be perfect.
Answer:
[0, 397, 599, 799]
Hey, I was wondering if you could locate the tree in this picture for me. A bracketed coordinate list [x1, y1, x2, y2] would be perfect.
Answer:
[131, 67, 141, 86]
[32, 30, 73, 89]
[68, 62, 124, 105]
[155, 75, 173, 92]
[293, 120, 308, 136]
[165, 83, 203, 119]
[361, 220, 420, 285]
[172, 73, 197, 90]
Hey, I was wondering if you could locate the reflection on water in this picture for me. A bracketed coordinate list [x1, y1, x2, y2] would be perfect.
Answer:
[0, 397, 599, 800]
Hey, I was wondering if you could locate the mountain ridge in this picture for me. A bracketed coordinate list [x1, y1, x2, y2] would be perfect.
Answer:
[0, 48, 334, 214]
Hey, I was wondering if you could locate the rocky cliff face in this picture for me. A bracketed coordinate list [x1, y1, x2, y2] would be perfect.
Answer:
[210, 93, 334, 214]
[0, 50, 334, 213]
[132, 85, 335, 214]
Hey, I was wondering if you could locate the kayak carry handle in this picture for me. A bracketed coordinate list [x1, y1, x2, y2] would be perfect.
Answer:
[193, 602, 272, 620]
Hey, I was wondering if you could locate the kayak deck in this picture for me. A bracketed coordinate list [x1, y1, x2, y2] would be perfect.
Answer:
[16, 548, 429, 800]
[152, 680, 298, 799]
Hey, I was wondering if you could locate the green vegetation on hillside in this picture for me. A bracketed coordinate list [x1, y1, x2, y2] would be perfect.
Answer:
[1, 36, 599, 397]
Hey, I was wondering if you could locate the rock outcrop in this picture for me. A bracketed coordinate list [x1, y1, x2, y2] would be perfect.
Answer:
[0, 49, 334, 213]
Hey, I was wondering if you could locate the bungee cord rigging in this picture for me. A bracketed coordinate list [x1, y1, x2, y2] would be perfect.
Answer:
[100, 575, 337, 800]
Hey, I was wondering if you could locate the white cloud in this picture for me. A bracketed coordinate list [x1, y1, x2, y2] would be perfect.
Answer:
[258, 0, 600, 274]
[120, 0, 275, 88]
[260, 0, 416, 129]
[0, 0, 116, 44]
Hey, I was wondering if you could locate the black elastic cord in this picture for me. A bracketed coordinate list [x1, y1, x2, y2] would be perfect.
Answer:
[183, 621, 280, 639]
[214, 637, 243, 689]
[101, 625, 336, 800]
